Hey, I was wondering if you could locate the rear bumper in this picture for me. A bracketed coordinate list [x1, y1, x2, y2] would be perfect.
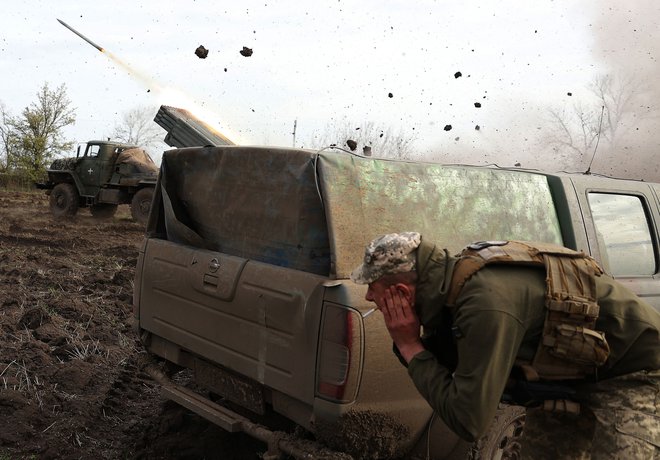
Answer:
[144, 363, 351, 460]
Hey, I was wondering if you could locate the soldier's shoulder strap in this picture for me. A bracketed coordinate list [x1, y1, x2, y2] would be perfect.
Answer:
[446, 240, 602, 307]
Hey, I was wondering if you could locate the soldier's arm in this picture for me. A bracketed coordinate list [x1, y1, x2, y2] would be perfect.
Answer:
[407, 307, 524, 440]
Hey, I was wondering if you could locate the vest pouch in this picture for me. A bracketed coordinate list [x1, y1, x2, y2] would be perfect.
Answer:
[543, 324, 610, 366]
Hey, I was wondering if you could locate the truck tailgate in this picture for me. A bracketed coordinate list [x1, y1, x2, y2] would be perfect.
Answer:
[138, 237, 326, 404]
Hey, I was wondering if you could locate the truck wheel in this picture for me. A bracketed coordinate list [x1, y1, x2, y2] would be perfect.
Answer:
[90, 203, 118, 219]
[131, 188, 154, 225]
[468, 404, 526, 460]
[49, 183, 79, 218]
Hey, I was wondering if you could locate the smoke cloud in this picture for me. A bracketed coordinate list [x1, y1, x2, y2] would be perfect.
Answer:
[587, 0, 660, 180]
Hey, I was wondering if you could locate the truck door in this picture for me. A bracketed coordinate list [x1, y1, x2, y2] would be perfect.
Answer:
[77, 143, 103, 196]
[572, 179, 660, 311]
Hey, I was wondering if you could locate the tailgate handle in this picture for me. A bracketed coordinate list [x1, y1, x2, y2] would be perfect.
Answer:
[189, 254, 248, 301]
[203, 274, 219, 287]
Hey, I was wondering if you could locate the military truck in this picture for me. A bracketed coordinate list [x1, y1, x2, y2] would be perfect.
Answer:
[133, 145, 660, 459]
[37, 105, 234, 225]
[38, 140, 158, 224]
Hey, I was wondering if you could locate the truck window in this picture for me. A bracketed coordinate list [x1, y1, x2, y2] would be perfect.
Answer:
[86, 144, 100, 157]
[587, 193, 656, 276]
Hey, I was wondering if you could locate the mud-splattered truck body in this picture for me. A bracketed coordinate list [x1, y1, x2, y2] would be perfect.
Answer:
[37, 140, 159, 224]
[133, 145, 660, 459]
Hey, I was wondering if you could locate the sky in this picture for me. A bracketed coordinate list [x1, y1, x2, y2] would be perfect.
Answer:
[1, 1, 658, 171]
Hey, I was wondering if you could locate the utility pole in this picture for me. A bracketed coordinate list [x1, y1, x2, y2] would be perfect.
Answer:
[292, 119, 297, 147]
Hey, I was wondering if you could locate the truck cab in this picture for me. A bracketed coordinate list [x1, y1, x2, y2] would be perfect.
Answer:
[75, 141, 129, 196]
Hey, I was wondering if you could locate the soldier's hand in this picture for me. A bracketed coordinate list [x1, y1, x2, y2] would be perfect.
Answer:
[381, 286, 425, 363]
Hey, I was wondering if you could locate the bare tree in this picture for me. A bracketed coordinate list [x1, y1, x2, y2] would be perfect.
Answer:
[111, 106, 164, 150]
[1, 83, 76, 180]
[303, 120, 418, 159]
[589, 74, 657, 150]
[542, 74, 657, 170]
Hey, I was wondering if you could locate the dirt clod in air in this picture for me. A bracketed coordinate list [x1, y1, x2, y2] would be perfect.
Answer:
[475, 125, 481, 131]
[363, 146, 372, 156]
[240, 46, 253, 57]
[444, 124, 452, 131]
[346, 139, 358, 151]
[454, 71, 462, 78]
[388, 92, 393, 98]
[474, 102, 482, 108]
[195, 45, 209, 59]
[315, 409, 410, 460]
[567, 92, 572, 96]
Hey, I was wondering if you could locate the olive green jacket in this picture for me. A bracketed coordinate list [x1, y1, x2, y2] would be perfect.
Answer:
[407, 239, 660, 441]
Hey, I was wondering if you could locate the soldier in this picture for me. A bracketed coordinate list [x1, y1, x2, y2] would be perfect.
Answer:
[351, 232, 660, 459]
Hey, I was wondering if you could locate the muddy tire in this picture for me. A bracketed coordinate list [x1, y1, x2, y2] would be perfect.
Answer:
[90, 203, 118, 219]
[468, 404, 526, 460]
[49, 183, 79, 218]
[130, 188, 154, 225]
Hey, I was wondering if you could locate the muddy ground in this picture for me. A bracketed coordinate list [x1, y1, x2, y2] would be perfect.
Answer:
[0, 190, 266, 459]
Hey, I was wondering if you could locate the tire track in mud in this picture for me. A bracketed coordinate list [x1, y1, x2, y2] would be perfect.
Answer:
[0, 191, 276, 459]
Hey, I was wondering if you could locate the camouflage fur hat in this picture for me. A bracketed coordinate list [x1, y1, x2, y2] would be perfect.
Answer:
[350, 232, 421, 284]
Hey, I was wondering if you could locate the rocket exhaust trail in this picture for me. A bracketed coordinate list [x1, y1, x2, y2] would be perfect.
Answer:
[57, 19, 104, 52]
[55, 19, 240, 143]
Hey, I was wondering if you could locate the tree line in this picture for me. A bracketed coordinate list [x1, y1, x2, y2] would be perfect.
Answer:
[2, 74, 655, 188]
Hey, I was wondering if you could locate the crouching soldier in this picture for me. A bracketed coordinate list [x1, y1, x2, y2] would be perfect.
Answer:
[351, 232, 660, 459]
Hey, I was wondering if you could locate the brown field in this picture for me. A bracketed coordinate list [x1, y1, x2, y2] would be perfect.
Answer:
[0, 190, 262, 459]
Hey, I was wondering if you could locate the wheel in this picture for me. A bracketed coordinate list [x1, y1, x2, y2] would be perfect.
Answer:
[469, 404, 526, 460]
[130, 188, 154, 225]
[49, 183, 79, 218]
[90, 203, 118, 219]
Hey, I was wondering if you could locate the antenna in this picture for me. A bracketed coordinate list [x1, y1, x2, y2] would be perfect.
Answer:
[585, 105, 605, 175]
[292, 119, 297, 147]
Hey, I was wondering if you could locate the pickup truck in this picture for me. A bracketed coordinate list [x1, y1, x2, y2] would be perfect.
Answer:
[133, 145, 660, 459]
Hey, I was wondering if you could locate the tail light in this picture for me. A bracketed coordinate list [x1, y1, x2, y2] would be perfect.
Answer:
[316, 303, 364, 403]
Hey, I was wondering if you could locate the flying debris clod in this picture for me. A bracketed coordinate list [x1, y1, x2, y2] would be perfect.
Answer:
[346, 139, 358, 151]
[240, 46, 253, 57]
[195, 45, 209, 59]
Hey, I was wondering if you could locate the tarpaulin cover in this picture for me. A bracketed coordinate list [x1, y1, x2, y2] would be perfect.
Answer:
[159, 146, 330, 275]
[159, 146, 563, 279]
[117, 148, 158, 174]
[316, 153, 564, 279]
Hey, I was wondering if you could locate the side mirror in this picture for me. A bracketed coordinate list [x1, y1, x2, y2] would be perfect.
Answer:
[76, 145, 81, 158]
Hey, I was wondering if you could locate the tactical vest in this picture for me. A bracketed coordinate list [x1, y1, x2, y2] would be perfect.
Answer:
[446, 240, 610, 381]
